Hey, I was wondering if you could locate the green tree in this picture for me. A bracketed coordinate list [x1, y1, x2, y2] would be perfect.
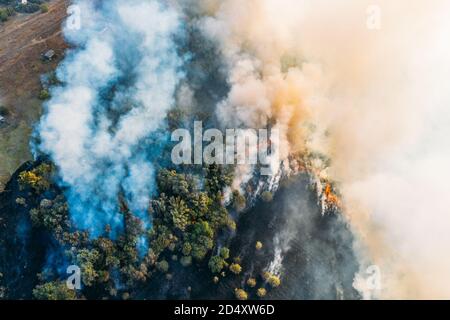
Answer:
[208, 255, 226, 274]
[33, 282, 77, 300]
[76, 249, 100, 287]
[188, 221, 214, 261]
[169, 197, 190, 231]
[219, 247, 230, 260]
[182, 242, 192, 256]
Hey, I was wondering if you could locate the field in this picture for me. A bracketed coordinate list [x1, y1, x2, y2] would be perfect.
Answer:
[0, 0, 68, 190]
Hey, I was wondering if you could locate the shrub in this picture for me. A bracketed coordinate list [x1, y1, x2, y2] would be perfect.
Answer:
[246, 278, 256, 288]
[268, 275, 281, 288]
[0, 11, 7, 23]
[234, 288, 248, 301]
[40, 4, 49, 13]
[256, 288, 267, 298]
[261, 191, 273, 202]
[229, 263, 242, 275]
[39, 89, 50, 100]
[0, 7, 14, 23]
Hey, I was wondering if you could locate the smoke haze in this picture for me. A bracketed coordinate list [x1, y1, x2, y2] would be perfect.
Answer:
[191, 0, 450, 298]
[35, 0, 450, 298]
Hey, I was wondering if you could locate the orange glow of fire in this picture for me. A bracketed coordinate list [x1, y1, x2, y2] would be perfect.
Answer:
[324, 183, 340, 207]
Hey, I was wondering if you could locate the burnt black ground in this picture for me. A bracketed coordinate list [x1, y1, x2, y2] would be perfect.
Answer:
[0, 165, 360, 300]
[135, 175, 361, 300]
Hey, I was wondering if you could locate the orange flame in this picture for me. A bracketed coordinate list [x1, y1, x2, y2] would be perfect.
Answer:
[324, 183, 340, 207]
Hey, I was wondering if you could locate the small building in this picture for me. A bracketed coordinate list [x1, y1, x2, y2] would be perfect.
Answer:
[42, 49, 55, 61]
[0, 115, 5, 123]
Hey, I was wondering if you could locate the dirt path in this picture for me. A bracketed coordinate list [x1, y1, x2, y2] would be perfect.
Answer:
[0, 0, 69, 190]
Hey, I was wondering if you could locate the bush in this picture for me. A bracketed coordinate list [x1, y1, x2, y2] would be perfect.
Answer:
[0, 11, 7, 22]
[0, 7, 14, 23]
[234, 288, 248, 301]
[40, 4, 48, 13]
[229, 263, 242, 275]
[261, 191, 273, 202]
[39, 89, 50, 100]
[256, 288, 267, 298]
[246, 278, 256, 288]
[268, 275, 281, 288]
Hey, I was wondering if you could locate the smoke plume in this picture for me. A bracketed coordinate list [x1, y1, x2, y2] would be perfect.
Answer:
[36, 0, 184, 238]
[36, 0, 450, 298]
[191, 0, 450, 299]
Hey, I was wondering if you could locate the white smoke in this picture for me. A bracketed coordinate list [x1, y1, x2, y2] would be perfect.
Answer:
[36, 0, 183, 237]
